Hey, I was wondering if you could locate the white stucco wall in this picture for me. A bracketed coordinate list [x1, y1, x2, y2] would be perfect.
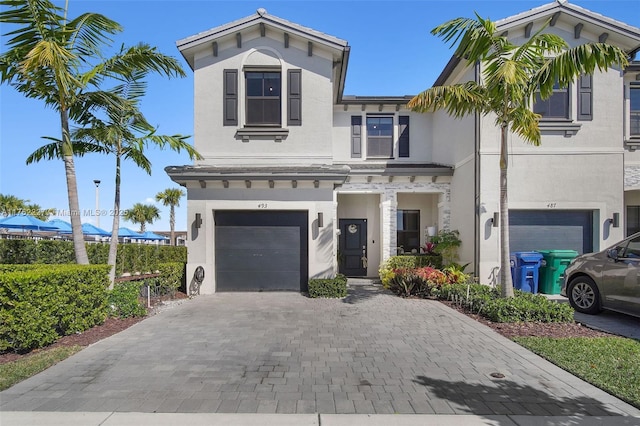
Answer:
[192, 31, 336, 165]
[332, 108, 433, 163]
[477, 152, 625, 285]
[185, 181, 336, 294]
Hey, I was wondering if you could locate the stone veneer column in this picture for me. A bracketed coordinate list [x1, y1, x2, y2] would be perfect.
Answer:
[381, 190, 397, 262]
[438, 187, 452, 231]
[625, 165, 640, 189]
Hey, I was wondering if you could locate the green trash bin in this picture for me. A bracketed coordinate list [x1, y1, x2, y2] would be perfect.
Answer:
[537, 250, 579, 294]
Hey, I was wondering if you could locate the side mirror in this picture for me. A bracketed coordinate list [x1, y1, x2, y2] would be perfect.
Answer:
[607, 248, 619, 260]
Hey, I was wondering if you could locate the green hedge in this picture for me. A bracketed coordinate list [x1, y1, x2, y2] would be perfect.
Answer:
[0, 239, 186, 276]
[156, 262, 185, 296]
[385, 254, 443, 270]
[437, 283, 574, 323]
[108, 281, 147, 318]
[0, 265, 110, 352]
[308, 274, 348, 298]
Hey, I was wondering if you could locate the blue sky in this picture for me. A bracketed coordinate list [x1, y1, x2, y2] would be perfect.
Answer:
[1, 0, 638, 232]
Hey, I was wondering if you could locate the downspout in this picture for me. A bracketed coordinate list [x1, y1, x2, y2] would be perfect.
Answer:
[474, 60, 481, 279]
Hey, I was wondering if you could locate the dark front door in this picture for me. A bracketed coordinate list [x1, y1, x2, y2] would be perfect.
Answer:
[339, 219, 367, 277]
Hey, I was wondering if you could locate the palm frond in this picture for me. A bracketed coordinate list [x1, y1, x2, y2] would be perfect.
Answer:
[408, 82, 489, 118]
[25, 138, 59, 163]
[66, 12, 121, 57]
[507, 107, 541, 146]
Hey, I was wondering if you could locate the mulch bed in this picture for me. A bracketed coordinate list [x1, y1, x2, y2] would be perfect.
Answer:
[439, 300, 615, 339]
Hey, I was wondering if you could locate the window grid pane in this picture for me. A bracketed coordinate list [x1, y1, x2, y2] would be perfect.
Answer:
[397, 210, 420, 252]
[631, 86, 640, 137]
[245, 72, 281, 126]
[533, 89, 569, 119]
[367, 117, 393, 158]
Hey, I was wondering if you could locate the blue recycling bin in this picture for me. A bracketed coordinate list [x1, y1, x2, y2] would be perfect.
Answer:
[510, 251, 543, 293]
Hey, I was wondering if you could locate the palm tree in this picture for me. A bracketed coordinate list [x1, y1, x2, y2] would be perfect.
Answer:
[25, 204, 55, 221]
[49, 70, 200, 286]
[0, 0, 186, 264]
[408, 14, 628, 297]
[0, 194, 27, 217]
[156, 188, 185, 246]
[124, 203, 160, 233]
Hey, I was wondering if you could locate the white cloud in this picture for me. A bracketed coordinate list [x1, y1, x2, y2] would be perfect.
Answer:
[144, 198, 156, 204]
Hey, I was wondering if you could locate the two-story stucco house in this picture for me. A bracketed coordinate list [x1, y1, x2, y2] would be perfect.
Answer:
[167, 1, 640, 294]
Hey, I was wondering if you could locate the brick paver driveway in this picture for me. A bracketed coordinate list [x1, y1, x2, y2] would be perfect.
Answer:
[2, 283, 639, 417]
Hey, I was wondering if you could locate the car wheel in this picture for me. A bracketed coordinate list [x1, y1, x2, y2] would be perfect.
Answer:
[568, 276, 601, 315]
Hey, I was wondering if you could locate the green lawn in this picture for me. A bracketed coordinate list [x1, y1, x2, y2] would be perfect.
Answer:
[514, 336, 640, 409]
[0, 346, 82, 391]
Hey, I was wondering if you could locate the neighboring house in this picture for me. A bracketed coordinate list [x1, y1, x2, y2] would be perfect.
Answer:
[167, 1, 640, 294]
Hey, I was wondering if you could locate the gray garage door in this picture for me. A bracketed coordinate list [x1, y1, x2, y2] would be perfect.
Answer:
[215, 211, 308, 292]
[509, 210, 593, 254]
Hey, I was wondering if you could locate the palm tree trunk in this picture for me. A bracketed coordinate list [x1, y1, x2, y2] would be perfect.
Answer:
[499, 124, 514, 297]
[170, 206, 175, 246]
[61, 109, 89, 264]
[107, 153, 122, 288]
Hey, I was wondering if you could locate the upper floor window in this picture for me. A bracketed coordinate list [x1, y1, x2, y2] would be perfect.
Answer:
[631, 84, 640, 138]
[533, 82, 569, 120]
[246, 71, 281, 126]
[367, 116, 393, 158]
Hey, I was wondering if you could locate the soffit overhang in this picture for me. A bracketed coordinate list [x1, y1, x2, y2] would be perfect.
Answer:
[177, 9, 350, 104]
[165, 163, 454, 187]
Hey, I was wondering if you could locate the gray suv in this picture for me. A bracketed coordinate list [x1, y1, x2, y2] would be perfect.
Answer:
[562, 233, 640, 317]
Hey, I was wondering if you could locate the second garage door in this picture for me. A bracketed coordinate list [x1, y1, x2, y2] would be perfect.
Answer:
[215, 211, 308, 292]
[509, 210, 594, 254]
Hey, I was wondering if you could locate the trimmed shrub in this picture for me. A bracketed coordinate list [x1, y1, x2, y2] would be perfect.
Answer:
[35, 240, 75, 264]
[0, 239, 36, 264]
[108, 281, 147, 318]
[308, 274, 348, 298]
[156, 262, 185, 296]
[0, 265, 110, 352]
[437, 283, 574, 323]
[378, 254, 443, 288]
[483, 292, 575, 323]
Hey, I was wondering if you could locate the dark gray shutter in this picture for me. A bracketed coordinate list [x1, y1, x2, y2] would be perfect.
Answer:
[288, 69, 302, 126]
[223, 69, 238, 126]
[398, 116, 410, 157]
[351, 116, 362, 158]
[577, 74, 592, 121]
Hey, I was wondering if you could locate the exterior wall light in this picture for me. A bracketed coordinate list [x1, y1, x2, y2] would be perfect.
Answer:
[491, 212, 499, 228]
[195, 213, 202, 229]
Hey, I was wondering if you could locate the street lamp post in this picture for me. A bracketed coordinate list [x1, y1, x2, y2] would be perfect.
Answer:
[94, 180, 101, 228]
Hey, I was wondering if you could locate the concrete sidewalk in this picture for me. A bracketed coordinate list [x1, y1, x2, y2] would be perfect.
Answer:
[1, 282, 639, 424]
[3, 412, 640, 425]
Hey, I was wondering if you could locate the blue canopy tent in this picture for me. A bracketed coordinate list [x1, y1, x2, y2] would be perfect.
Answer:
[139, 231, 169, 241]
[117, 227, 145, 239]
[47, 219, 72, 232]
[0, 214, 60, 231]
[81, 223, 111, 237]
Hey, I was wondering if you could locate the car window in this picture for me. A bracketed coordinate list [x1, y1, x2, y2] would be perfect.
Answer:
[621, 236, 640, 258]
